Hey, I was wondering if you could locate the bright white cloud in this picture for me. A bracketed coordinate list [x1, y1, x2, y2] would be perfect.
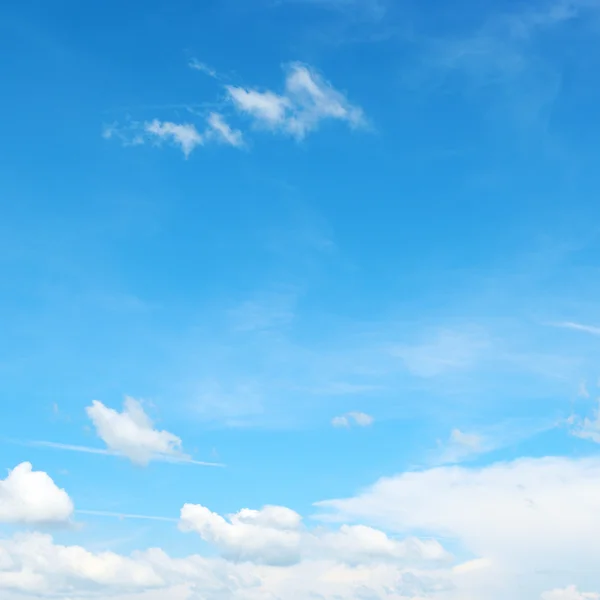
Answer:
[86, 397, 188, 466]
[180, 503, 303, 565]
[227, 63, 365, 139]
[0, 463, 73, 525]
[331, 411, 374, 428]
[317, 455, 600, 598]
[179, 502, 446, 568]
[0, 528, 449, 600]
[144, 120, 204, 158]
[0, 532, 164, 595]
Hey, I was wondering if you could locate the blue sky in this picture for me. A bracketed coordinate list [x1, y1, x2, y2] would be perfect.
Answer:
[2, 0, 600, 598]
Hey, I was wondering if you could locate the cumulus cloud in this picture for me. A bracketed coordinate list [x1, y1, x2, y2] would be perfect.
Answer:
[180, 504, 303, 565]
[317, 455, 600, 597]
[0, 527, 449, 600]
[331, 411, 374, 428]
[227, 62, 365, 139]
[179, 502, 446, 567]
[86, 397, 189, 466]
[0, 463, 73, 525]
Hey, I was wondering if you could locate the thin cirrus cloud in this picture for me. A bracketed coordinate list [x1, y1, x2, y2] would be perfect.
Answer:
[104, 61, 365, 157]
[551, 321, 600, 336]
[0, 462, 73, 525]
[32, 397, 223, 468]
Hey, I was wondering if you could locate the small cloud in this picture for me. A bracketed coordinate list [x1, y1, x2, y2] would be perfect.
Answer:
[579, 381, 590, 398]
[144, 120, 204, 158]
[227, 62, 366, 139]
[188, 58, 218, 78]
[206, 112, 244, 147]
[570, 399, 600, 444]
[331, 411, 374, 428]
[105, 114, 243, 158]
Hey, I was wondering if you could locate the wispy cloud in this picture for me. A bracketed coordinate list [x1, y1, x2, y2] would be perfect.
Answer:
[105, 61, 365, 157]
[551, 321, 600, 336]
[76, 509, 178, 523]
[26, 439, 224, 467]
[226, 62, 366, 139]
[570, 398, 600, 444]
[144, 120, 204, 158]
[433, 418, 558, 465]
[414, 0, 596, 131]
[188, 58, 218, 78]
[104, 112, 243, 157]
[390, 329, 490, 378]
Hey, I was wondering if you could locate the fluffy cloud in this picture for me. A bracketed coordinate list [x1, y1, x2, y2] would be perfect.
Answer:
[179, 503, 303, 565]
[317, 456, 600, 598]
[179, 502, 446, 567]
[227, 62, 365, 139]
[86, 397, 189, 466]
[0, 525, 449, 600]
[331, 411, 374, 428]
[0, 463, 73, 525]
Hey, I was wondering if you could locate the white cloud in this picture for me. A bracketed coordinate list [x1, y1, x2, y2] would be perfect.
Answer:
[227, 63, 365, 139]
[331, 411, 374, 428]
[570, 399, 600, 444]
[180, 504, 303, 565]
[0, 532, 164, 595]
[105, 113, 242, 158]
[0, 528, 448, 600]
[0, 463, 73, 525]
[144, 120, 204, 158]
[317, 455, 600, 597]
[86, 397, 189, 466]
[188, 58, 217, 78]
[206, 113, 244, 147]
[179, 502, 446, 568]
[542, 586, 600, 600]
[552, 321, 600, 336]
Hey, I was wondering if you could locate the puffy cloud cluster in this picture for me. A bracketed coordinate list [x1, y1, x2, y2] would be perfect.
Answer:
[2, 457, 600, 599]
[179, 503, 447, 567]
[0, 462, 73, 525]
